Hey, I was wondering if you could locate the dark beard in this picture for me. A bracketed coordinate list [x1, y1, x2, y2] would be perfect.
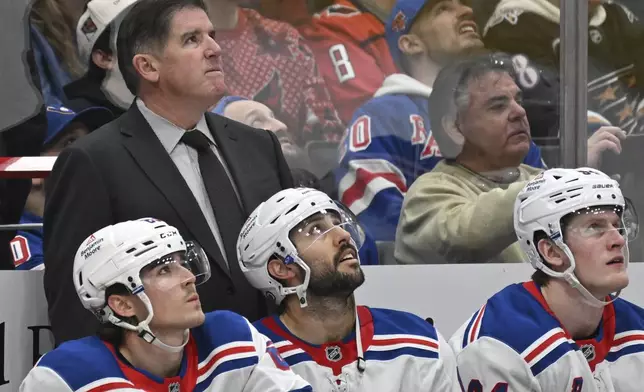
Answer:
[307, 243, 365, 298]
[307, 267, 365, 298]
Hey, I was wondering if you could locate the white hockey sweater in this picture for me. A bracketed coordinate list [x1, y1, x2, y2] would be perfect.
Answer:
[19, 310, 312, 392]
[255, 305, 459, 391]
[450, 281, 644, 391]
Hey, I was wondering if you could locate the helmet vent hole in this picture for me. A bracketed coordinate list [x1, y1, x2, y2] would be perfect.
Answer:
[565, 178, 579, 183]
[126, 247, 137, 254]
[526, 240, 531, 245]
[277, 197, 285, 202]
[553, 175, 562, 180]
[612, 194, 616, 199]
[154, 225, 165, 229]
[285, 205, 299, 215]
[78, 271, 83, 285]
[597, 195, 602, 199]
[244, 244, 250, 251]
[270, 215, 280, 224]
[142, 240, 153, 246]
[311, 202, 316, 206]
[134, 246, 157, 257]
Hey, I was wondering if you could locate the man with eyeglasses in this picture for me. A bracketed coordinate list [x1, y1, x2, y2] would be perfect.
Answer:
[450, 167, 644, 391]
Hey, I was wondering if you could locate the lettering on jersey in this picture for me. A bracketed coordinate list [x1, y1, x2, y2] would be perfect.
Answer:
[571, 377, 583, 392]
[168, 382, 180, 392]
[349, 115, 371, 152]
[410, 115, 427, 145]
[325, 345, 342, 362]
[81, 238, 104, 260]
[160, 230, 178, 239]
[329, 44, 356, 83]
[581, 344, 596, 362]
[420, 132, 441, 160]
[465, 380, 509, 392]
[511, 54, 539, 90]
[10, 236, 31, 267]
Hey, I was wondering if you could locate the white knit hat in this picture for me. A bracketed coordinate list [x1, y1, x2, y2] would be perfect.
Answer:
[76, 0, 140, 65]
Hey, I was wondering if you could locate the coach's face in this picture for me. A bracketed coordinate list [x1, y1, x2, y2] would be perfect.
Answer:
[158, 7, 226, 105]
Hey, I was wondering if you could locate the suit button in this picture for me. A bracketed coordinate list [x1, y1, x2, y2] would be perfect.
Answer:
[226, 287, 235, 295]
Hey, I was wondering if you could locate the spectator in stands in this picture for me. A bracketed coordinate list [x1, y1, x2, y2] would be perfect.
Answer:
[10, 105, 113, 270]
[395, 54, 625, 264]
[64, 0, 139, 116]
[335, 0, 545, 245]
[29, 0, 84, 104]
[480, 0, 644, 138]
[203, 0, 345, 147]
[262, 0, 399, 124]
[238, 188, 458, 389]
[43, 0, 294, 345]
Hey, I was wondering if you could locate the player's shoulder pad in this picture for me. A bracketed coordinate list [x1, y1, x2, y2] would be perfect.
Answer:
[194, 311, 255, 349]
[369, 307, 439, 341]
[36, 336, 124, 390]
[461, 283, 563, 355]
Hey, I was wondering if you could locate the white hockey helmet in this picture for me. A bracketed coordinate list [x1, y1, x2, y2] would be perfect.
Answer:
[237, 188, 365, 307]
[514, 167, 638, 307]
[73, 218, 210, 351]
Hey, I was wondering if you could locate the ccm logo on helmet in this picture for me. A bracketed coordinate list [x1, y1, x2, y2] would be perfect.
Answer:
[160, 230, 178, 239]
[592, 184, 614, 189]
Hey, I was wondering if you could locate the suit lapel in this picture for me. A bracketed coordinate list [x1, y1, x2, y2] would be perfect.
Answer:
[206, 113, 252, 215]
[119, 106, 230, 277]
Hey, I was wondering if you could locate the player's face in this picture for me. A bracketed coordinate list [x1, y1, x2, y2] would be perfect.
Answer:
[141, 252, 205, 331]
[290, 212, 365, 298]
[410, 0, 483, 65]
[153, 8, 226, 106]
[565, 210, 629, 297]
[457, 71, 531, 167]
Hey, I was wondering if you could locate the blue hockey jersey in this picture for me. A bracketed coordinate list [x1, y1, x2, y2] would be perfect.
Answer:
[20, 310, 312, 392]
[335, 74, 544, 242]
[10, 212, 44, 270]
[450, 281, 644, 391]
[254, 305, 459, 391]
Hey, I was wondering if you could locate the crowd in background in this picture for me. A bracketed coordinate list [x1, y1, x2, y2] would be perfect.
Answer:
[0, 0, 643, 334]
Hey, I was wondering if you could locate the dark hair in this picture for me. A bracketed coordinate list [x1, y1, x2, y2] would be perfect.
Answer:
[116, 0, 208, 95]
[96, 283, 139, 347]
[531, 213, 576, 287]
[86, 26, 112, 82]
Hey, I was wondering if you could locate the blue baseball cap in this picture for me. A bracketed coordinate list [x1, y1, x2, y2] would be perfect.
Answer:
[45, 105, 114, 145]
[212, 96, 249, 115]
[385, 0, 435, 68]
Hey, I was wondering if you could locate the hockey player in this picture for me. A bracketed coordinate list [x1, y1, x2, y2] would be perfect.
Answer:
[450, 167, 644, 391]
[20, 218, 312, 391]
[237, 187, 459, 391]
[334, 0, 545, 243]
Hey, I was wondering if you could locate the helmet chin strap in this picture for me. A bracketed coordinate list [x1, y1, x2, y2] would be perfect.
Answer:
[107, 292, 189, 353]
[563, 272, 619, 308]
[555, 242, 625, 309]
[280, 254, 311, 308]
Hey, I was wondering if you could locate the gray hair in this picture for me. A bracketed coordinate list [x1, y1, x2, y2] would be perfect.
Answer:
[428, 53, 519, 158]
